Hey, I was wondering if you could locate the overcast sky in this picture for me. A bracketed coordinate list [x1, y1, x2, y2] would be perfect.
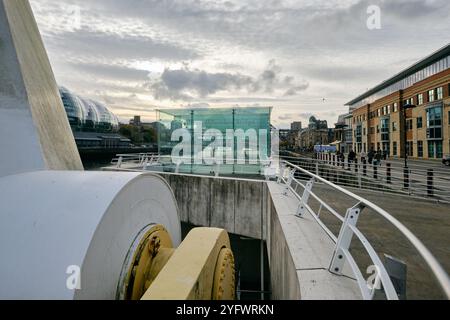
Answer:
[30, 0, 450, 128]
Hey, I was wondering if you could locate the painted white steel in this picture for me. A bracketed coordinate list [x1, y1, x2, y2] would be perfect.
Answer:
[0, 171, 181, 300]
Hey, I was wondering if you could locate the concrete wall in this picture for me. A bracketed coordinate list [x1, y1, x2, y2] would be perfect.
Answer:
[155, 172, 360, 300]
[267, 199, 301, 300]
[0, 0, 83, 178]
[160, 173, 268, 239]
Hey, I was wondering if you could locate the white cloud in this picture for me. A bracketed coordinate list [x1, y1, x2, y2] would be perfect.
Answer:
[30, 0, 450, 125]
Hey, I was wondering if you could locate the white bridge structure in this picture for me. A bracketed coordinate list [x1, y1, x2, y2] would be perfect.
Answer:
[108, 154, 450, 300]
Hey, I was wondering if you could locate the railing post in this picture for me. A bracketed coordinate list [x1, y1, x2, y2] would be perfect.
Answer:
[277, 163, 286, 184]
[363, 160, 367, 177]
[403, 167, 409, 189]
[316, 162, 319, 176]
[374, 165, 378, 180]
[386, 163, 392, 184]
[355, 159, 359, 174]
[296, 178, 314, 218]
[116, 156, 123, 168]
[333, 155, 336, 167]
[330, 203, 365, 275]
[427, 169, 434, 197]
[284, 169, 296, 196]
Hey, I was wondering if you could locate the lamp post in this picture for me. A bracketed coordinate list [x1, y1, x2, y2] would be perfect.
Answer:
[403, 104, 416, 168]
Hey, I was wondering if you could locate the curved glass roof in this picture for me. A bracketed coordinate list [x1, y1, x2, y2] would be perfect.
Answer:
[59, 87, 119, 133]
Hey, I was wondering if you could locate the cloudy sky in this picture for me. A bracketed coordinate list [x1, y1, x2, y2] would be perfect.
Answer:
[30, 0, 450, 128]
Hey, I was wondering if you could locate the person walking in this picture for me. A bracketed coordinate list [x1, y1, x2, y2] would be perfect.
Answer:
[348, 150, 356, 164]
[375, 150, 382, 166]
[368, 149, 374, 165]
[360, 151, 367, 163]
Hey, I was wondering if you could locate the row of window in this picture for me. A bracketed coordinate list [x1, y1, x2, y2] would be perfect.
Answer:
[403, 86, 445, 107]
[392, 141, 443, 159]
[350, 55, 450, 110]
[354, 109, 449, 138]
[353, 141, 440, 158]
[353, 84, 449, 124]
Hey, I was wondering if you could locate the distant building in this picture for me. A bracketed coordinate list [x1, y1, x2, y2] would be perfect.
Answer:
[291, 122, 302, 131]
[279, 129, 291, 143]
[298, 116, 330, 150]
[59, 87, 132, 150]
[347, 44, 450, 159]
[334, 113, 353, 153]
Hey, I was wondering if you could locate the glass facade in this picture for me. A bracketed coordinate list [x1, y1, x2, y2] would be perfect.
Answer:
[59, 87, 119, 133]
[380, 118, 390, 142]
[349, 53, 450, 109]
[426, 104, 443, 140]
[156, 107, 272, 176]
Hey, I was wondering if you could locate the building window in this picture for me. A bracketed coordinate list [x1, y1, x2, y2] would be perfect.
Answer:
[418, 94, 424, 105]
[392, 122, 398, 132]
[377, 109, 381, 117]
[393, 142, 398, 156]
[418, 141, 424, 158]
[417, 117, 423, 129]
[427, 106, 442, 128]
[407, 141, 414, 157]
[407, 119, 413, 131]
[376, 125, 380, 133]
[437, 87, 443, 100]
[428, 89, 435, 102]
[393, 103, 398, 113]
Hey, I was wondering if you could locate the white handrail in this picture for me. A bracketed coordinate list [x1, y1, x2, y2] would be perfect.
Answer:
[281, 160, 450, 300]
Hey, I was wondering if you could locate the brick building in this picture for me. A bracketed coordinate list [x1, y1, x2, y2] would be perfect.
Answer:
[347, 44, 450, 160]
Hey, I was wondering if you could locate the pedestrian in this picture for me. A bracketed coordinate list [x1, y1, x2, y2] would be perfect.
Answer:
[368, 149, 374, 165]
[348, 150, 356, 164]
[375, 150, 382, 166]
[360, 151, 367, 163]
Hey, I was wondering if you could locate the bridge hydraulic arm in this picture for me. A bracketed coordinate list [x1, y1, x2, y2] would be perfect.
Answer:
[141, 228, 235, 300]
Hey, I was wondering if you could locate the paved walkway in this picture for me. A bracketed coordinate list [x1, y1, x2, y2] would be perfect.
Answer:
[311, 184, 450, 300]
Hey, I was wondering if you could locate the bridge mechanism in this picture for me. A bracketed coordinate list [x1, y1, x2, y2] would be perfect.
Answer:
[0, 0, 235, 300]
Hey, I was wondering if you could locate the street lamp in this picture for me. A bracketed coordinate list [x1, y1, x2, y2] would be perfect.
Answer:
[403, 104, 416, 168]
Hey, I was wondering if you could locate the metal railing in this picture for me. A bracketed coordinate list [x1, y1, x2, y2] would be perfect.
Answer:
[282, 154, 450, 203]
[278, 160, 450, 300]
[110, 153, 278, 177]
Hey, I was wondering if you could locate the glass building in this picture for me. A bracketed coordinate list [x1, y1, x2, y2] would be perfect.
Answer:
[59, 87, 119, 133]
[156, 107, 273, 176]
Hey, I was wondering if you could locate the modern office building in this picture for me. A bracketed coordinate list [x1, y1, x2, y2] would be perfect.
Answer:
[347, 44, 450, 159]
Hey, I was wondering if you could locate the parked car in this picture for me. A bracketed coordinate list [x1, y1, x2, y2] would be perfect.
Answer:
[443, 155, 450, 166]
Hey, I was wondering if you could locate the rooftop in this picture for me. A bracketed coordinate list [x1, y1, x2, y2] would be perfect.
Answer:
[346, 43, 450, 107]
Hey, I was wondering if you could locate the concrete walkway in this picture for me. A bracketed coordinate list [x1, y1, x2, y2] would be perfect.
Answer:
[267, 182, 361, 300]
